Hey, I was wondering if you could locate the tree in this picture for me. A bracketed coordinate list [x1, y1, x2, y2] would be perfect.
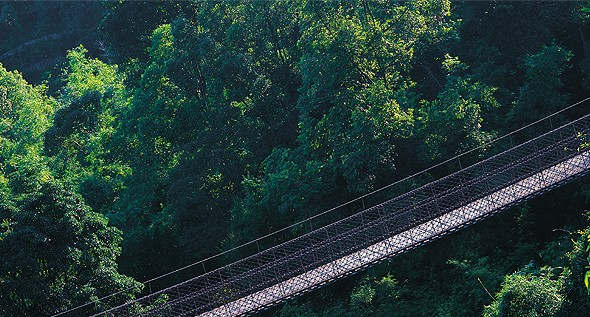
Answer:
[0, 63, 55, 199]
[4, 1, 590, 316]
[509, 44, 572, 124]
[0, 60, 139, 316]
[0, 181, 141, 316]
[44, 46, 131, 215]
[229, 0, 460, 248]
[483, 267, 566, 317]
[295, 0, 454, 193]
[417, 55, 499, 161]
[112, 1, 304, 277]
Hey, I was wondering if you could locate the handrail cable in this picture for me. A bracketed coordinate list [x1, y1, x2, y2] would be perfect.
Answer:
[51, 96, 590, 317]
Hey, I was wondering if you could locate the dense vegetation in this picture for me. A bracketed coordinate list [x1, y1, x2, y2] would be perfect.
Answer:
[1, 1, 590, 316]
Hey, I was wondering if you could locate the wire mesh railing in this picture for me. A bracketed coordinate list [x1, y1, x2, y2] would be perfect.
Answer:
[86, 105, 590, 316]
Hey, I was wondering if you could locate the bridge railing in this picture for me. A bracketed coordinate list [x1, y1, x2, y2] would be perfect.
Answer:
[92, 106, 590, 317]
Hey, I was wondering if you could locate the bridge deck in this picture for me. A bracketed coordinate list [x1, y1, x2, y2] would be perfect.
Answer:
[201, 151, 590, 316]
[93, 113, 590, 317]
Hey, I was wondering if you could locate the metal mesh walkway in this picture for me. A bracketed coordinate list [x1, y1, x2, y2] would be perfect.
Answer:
[96, 113, 590, 317]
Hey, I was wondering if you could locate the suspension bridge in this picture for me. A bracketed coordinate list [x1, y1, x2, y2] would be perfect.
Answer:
[62, 105, 590, 317]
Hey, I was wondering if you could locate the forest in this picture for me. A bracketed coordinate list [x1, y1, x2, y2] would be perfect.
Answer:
[1, 0, 590, 316]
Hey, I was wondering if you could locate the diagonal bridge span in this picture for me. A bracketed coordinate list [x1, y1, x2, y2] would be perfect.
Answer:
[97, 111, 590, 317]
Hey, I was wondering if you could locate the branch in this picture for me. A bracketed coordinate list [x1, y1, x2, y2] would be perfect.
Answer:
[477, 277, 495, 301]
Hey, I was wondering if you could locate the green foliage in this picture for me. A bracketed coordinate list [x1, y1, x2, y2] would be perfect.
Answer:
[3, 1, 590, 316]
[510, 43, 573, 123]
[61, 46, 125, 99]
[228, 0, 463, 251]
[483, 267, 566, 317]
[278, 304, 318, 317]
[0, 181, 141, 316]
[565, 227, 590, 314]
[586, 236, 590, 295]
[348, 275, 402, 317]
[0, 64, 54, 147]
[296, 0, 452, 192]
[418, 55, 499, 160]
[108, 0, 308, 277]
[0, 61, 139, 316]
[350, 282, 377, 312]
[44, 46, 130, 214]
[0, 64, 54, 198]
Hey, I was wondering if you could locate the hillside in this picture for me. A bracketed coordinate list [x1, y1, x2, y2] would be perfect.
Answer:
[1, 1, 590, 316]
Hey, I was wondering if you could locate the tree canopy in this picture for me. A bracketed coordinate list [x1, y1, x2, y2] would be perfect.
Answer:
[1, 1, 590, 316]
